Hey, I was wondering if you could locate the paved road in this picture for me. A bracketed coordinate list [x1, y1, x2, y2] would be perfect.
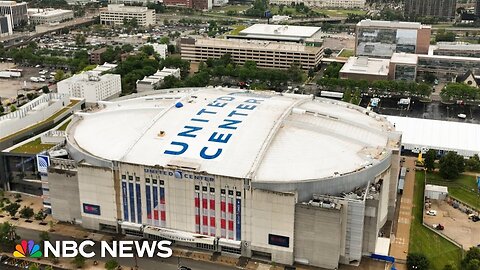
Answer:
[390, 157, 416, 262]
[15, 227, 237, 270]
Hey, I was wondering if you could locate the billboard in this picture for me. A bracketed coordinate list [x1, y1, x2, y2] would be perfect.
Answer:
[83, 203, 101, 215]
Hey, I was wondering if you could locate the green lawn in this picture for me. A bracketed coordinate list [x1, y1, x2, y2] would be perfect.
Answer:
[338, 49, 354, 58]
[211, 4, 250, 13]
[426, 172, 480, 210]
[409, 171, 463, 270]
[57, 119, 71, 131]
[10, 138, 55, 154]
[229, 25, 247, 35]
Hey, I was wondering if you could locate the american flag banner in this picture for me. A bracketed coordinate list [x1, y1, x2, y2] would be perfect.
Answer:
[195, 190, 201, 234]
[220, 190, 226, 238]
[202, 189, 209, 235]
[209, 188, 216, 236]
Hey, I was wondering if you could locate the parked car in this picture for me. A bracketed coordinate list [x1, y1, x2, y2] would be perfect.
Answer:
[427, 210, 437, 216]
[433, 224, 444, 230]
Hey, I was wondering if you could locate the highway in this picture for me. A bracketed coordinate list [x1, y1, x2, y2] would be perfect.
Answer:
[15, 227, 238, 270]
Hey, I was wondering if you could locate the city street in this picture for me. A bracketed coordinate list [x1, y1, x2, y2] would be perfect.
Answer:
[14, 227, 238, 270]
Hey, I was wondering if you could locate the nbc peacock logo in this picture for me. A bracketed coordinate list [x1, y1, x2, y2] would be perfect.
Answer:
[13, 240, 43, 258]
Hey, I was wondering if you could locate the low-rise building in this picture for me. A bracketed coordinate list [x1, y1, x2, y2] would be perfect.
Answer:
[29, 9, 74, 25]
[180, 38, 323, 70]
[433, 42, 480, 58]
[57, 72, 121, 104]
[89, 47, 108, 64]
[145, 43, 168, 59]
[0, 14, 12, 36]
[162, 0, 212, 10]
[339, 57, 390, 81]
[100, 4, 155, 27]
[136, 67, 181, 92]
[0, 1, 28, 28]
[417, 54, 480, 81]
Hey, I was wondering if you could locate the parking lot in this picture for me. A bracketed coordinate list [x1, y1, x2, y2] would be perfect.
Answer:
[0, 63, 51, 103]
[423, 199, 480, 249]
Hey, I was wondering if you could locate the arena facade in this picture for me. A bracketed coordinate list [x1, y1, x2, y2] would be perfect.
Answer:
[46, 87, 402, 269]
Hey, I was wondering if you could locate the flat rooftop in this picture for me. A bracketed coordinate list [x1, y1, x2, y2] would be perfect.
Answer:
[68, 88, 396, 182]
[390, 53, 418, 65]
[340, 57, 390, 76]
[435, 42, 480, 51]
[386, 116, 480, 157]
[239, 24, 321, 39]
[30, 9, 73, 17]
[357, 19, 430, 29]
[192, 38, 322, 53]
[105, 4, 149, 12]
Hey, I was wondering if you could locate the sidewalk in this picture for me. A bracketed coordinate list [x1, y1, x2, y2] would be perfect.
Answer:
[389, 157, 416, 262]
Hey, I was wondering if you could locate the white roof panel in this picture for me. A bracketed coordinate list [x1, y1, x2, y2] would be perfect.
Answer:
[386, 116, 480, 156]
[69, 88, 395, 181]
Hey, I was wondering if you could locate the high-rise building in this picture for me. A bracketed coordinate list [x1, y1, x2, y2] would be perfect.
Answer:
[404, 0, 456, 20]
[355, 20, 431, 58]
[0, 1, 28, 28]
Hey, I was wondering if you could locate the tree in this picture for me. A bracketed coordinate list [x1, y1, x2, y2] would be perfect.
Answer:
[4, 203, 20, 217]
[159, 36, 170, 44]
[19, 206, 34, 219]
[424, 72, 437, 84]
[324, 48, 333, 57]
[54, 70, 65, 82]
[439, 151, 465, 179]
[121, 44, 134, 53]
[443, 264, 456, 270]
[72, 255, 85, 268]
[424, 149, 436, 171]
[0, 105, 4, 114]
[39, 231, 50, 242]
[104, 259, 119, 270]
[462, 247, 480, 270]
[406, 253, 430, 270]
[0, 222, 18, 250]
[28, 265, 40, 270]
[75, 34, 86, 46]
[466, 154, 480, 172]
[41, 85, 50, 94]
[140, 45, 155, 56]
[34, 209, 45, 221]
[10, 105, 16, 112]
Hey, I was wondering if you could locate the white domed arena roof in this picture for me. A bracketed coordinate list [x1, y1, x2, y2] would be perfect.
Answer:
[67, 87, 399, 182]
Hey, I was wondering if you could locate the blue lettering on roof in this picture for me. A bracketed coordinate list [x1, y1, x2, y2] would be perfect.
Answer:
[163, 95, 265, 160]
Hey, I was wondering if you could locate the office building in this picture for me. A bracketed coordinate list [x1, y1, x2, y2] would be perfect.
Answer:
[416, 54, 480, 81]
[42, 87, 400, 269]
[100, 4, 155, 27]
[29, 9, 74, 25]
[180, 38, 323, 70]
[0, 1, 28, 28]
[269, 0, 365, 9]
[229, 24, 322, 45]
[57, 72, 121, 103]
[404, 0, 456, 20]
[0, 14, 12, 36]
[433, 42, 480, 58]
[355, 19, 431, 58]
